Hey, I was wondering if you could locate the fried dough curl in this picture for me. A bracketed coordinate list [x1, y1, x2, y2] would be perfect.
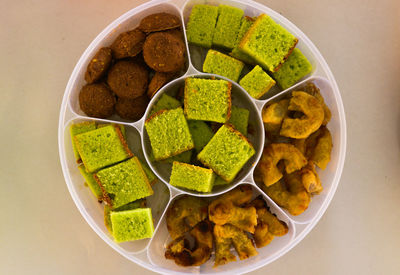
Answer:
[208, 185, 257, 233]
[166, 196, 208, 240]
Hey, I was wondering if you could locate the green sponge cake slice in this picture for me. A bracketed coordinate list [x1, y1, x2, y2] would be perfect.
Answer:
[188, 120, 214, 152]
[110, 208, 154, 242]
[75, 125, 133, 173]
[145, 107, 194, 161]
[186, 5, 219, 48]
[104, 199, 146, 233]
[184, 78, 231, 123]
[203, 49, 245, 82]
[228, 105, 250, 136]
[70, 121, 97, 163]
[95, 157, 153, 209]
[212, 5, 244, 50]
[98, 123, 126, 139]
[239, 14, 298, 72]
[78, 165, 103, 200]
[272, 48, 313, 90]
[150, 93, 181, 115]
[239, 65, 276, 99]
[198, 124, 255, 182]
[230, 16, 256, 64]
[170, 161, 215, 192]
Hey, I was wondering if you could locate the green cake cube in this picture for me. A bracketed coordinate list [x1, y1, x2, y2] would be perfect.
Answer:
[78, 165, 103, 200]
[70, 121, 97, 162]
[170, 161, 215, 192]
[239, 65, 276, 99]
[197, 124, 255, 182]
[188, 120, 214, 152]
[272, 48, 313, 90]
[75, 125, 133, 173]
[98, 123, 126, 139]
[239, 14, 298, 72]
[150, 94, 181, 115]
[145, 107, 194, 161]
[228, 105, 249, 136]
[95, 157, 154, 209]
[104, 199, 145, 233]
[212, 5, 244, 49]
[230, 16, 256, 64]
[184, 78, 231, 123]
[110, 208, 154, 242]
[203, 49, 245, 82]
[186, 5, 219, 48]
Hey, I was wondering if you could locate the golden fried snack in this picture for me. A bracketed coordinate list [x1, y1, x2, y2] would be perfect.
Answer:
[280, 91, 324, 139]
[262, 99, 290, 135]
[263, 172, 311, 216]
[256, 143, 307, 187]
[166, 196, 208, 240]
[208, 186, 257, 233]
[303, 82, 331, 126]
[300, 161, 323, 194]
[311, 127, 333, 169]
[165, 221, 213, 266]
[248, 197, 288, 248]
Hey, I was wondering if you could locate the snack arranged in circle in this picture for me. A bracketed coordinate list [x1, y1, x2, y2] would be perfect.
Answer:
[69, 121, 156, 242]
[78, 12, 186, 121]
[255, 82, 333, 216]
[145, 77, 256, 192]
[186, 4, 313, 98]
[164, 186, 288, 267]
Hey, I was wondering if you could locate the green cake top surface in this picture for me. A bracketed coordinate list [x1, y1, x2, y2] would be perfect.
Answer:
[184, 78, 231, 123]
[104, 199, 145, 233]
[95, 157, 153, 209]
[239, 65, 276, 99]
[145, 107, 194, 161]
[239, 14, 298, 72]
[229, 105, 250, 136]
[78, 165, 103, 200]
[188, 120, 214, 152]
[110, 208, 154, 242]
[230, 16, 256, 64]
[169, 161, 215, 192]
[197, 124, 255, 182]
[75, 125, 133, 173]
[186, 4, 219, 48]
[203, 49, 245, 82]
[272, 48, 313, 90]
[212, 5, 244, 49]
[70, 121, 97, 161]
[151, 93, 181, 115]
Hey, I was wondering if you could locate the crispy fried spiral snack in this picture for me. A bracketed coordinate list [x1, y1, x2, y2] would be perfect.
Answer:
[208, 185, 257, 233]
[256, 143, 307, 187]
[280, 91, 324, 139]
[262, 99, 290, 136]
[165, 221, 213, 266]
[302, 82, 331, 126]
[248, 197, 288, 248]
[166, 196, 208, 240]
[263, 172, 311, 216]
[214, 224, 258, 267]
[300, 161, 322, 194]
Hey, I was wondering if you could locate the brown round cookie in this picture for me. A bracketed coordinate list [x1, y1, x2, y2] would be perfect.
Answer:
[110, 28, 146, 59]
[138, 13, 181, 33]
[165, 28, 184, 40]
[84, 47, 112, 84]
[143, 32, 185, 73]
[115, 95, 149, 120]
[147, 72, 176, 98]
[107, 60, 148, 99]
[79, 83, 115, 118]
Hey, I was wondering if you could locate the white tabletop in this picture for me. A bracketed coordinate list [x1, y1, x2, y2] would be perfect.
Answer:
[1, 0, 399, 274]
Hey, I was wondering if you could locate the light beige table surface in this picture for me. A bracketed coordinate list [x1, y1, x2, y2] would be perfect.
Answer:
[1, 0, 399, 274]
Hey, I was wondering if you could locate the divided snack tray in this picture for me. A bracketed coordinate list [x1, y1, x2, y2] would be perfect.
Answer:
[58, 0, 346, 274]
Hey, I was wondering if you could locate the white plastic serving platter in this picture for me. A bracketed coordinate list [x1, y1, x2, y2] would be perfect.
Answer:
[58, 0, 346, 274]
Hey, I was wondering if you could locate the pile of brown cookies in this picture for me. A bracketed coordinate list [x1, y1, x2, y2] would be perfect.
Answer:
[79, 12, 186, 120]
